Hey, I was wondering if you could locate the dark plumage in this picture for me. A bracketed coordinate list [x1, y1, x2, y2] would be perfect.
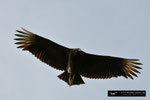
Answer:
[15, 28, 142, 86]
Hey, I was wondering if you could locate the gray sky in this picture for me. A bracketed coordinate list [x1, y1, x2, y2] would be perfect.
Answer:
[0, 0, 149, 100]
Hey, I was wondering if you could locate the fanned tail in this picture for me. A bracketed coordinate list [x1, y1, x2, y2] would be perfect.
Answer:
[58, 71, 85, 86]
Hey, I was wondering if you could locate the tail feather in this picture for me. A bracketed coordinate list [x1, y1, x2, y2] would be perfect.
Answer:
[58, 71, 69, 83]
[58, 71, 85, 86]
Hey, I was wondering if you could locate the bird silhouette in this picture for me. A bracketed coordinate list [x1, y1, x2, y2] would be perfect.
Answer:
[15, 28, 142, 86]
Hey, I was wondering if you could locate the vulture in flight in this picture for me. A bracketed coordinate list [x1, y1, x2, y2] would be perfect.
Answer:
[15, 28, 142, 86]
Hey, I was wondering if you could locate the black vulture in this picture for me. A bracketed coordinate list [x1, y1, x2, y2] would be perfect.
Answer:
[15, 28, 142, 86]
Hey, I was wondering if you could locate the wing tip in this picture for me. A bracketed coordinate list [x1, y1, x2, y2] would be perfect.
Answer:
[122, 58, 142, 80]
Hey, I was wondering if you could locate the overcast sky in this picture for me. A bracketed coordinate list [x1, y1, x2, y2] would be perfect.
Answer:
[0, 0, 149, 100]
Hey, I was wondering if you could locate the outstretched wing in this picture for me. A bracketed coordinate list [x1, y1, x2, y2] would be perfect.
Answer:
[15, 28, 70, 70]
[75, 51, 142, 79]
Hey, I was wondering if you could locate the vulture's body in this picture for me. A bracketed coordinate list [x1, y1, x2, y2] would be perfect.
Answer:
[15, 28, 142, 86]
